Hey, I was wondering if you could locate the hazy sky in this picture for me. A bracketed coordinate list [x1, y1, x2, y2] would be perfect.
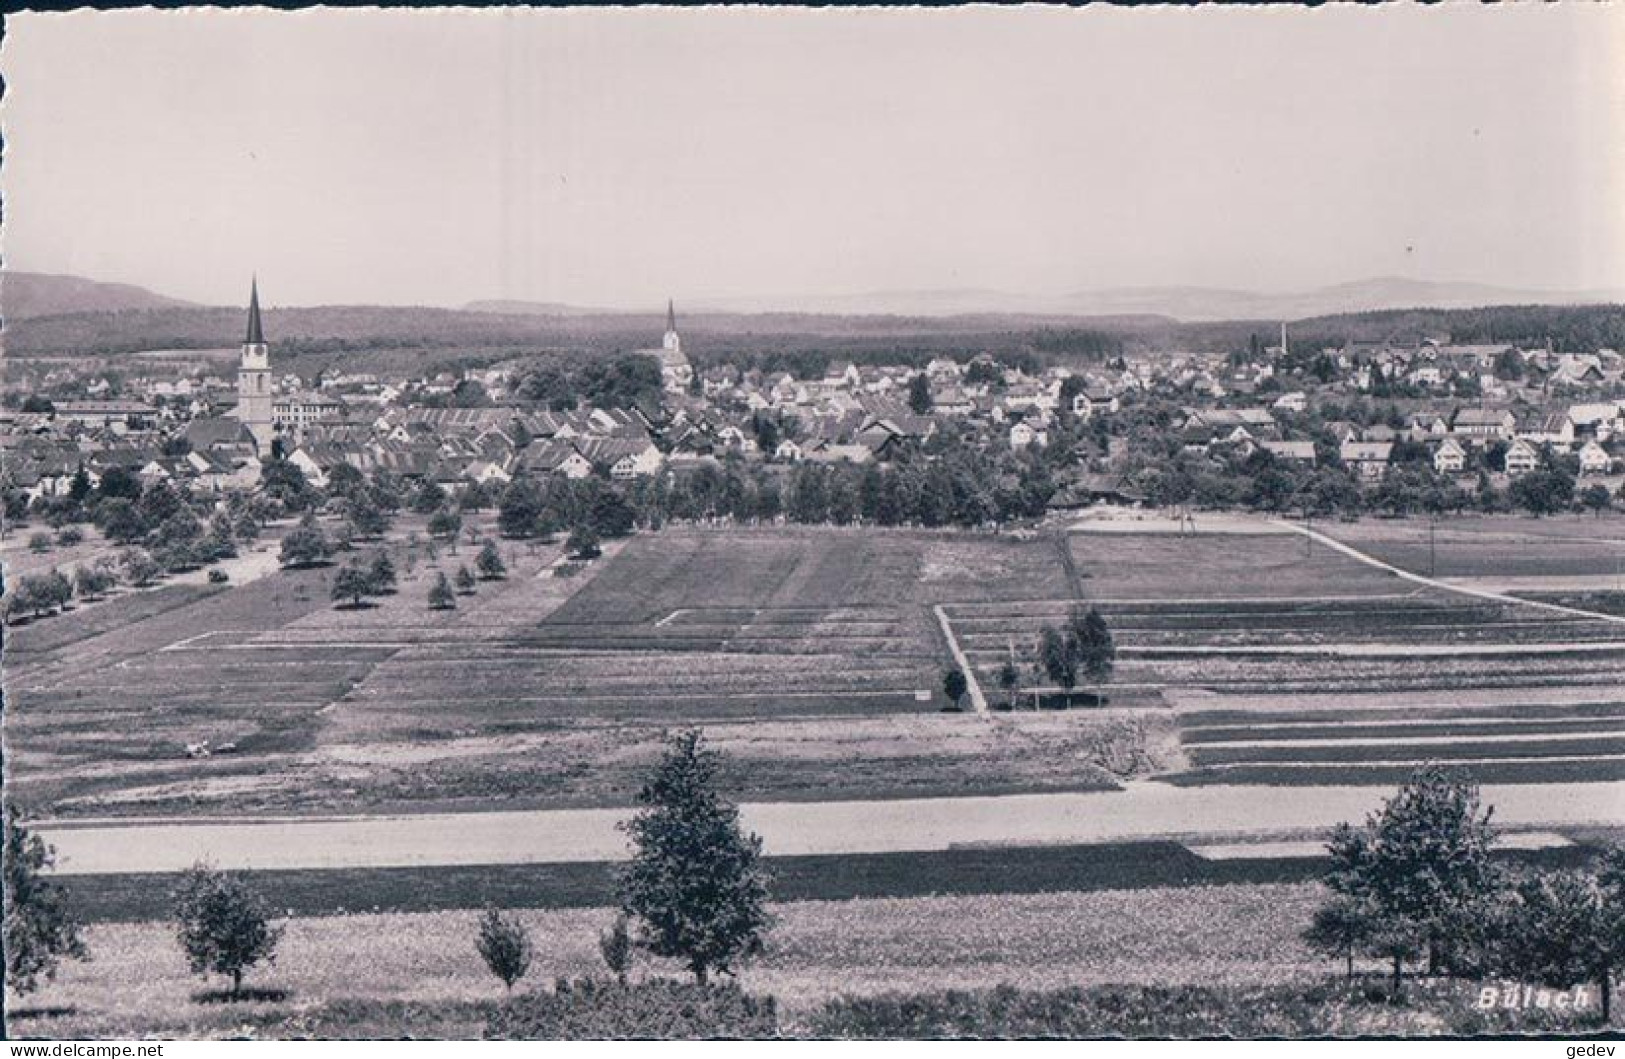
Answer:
[3, 6, 1622, 309]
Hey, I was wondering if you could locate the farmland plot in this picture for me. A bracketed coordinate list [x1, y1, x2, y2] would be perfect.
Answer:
[3, 538, 573, 815]
[1325, 514, 1625, 583]
[1168, 694, 1625, 787]
[946, 532, 1625, 696]
[12, 527, 1148, 817]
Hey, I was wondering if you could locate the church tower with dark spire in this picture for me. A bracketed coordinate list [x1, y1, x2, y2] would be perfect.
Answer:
[236, 278, 275, 453]
[662, 299, 681, 354]
[655, 298, 692, 394]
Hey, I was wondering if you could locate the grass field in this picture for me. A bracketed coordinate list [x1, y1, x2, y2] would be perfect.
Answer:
[16, 852, 1617, 1040]
[0, 882, 1333, 1037]
[1324, 514, 1625, 581]
[52, 836, 1600, 924]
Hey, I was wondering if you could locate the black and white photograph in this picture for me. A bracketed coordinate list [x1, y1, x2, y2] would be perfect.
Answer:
[2, 3, 1624, 1043]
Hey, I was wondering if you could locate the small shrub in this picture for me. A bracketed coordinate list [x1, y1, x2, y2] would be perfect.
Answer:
[27, 532, 51, 553]
[55, 527, 84, 547]
[428, 571, 456, 610]
[208, 568, 230, 584]
[475, 909, 533, 994]
[599, 916, 633, 984]
[485, 977, 777, 1040]
[476, 540, 507, 580]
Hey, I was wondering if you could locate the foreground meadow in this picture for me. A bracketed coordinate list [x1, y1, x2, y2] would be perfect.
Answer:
[10, 883, 1327, 1037]
[13, 880, 1602, 1039]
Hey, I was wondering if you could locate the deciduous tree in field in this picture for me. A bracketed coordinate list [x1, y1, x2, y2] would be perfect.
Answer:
[346, 496, 389, 540]
[172, 863, 282, 1000]
[618, 730, 774, 986]
[428, 508, 462, 543]
[1070, 606, 1116, 702]
[73, 561, 116, 600]
[331, 564, 373, 608]
[4, 805, 89, 995]
[476, 540, 507, 581]
[997, 658, 1021, 711]
[942, 666, 969, 710]
[412, 479, 448, 516]
[1037, 626, 1077, 695]
[95, 498, 149, 544]
[368, 551, 397, 594]
[1302, 894, 1378, 981]
[120, 548, 161, 587]
[1320, 765, 1499, 996]
[1496, 866, 1623, 1022]
[279, 522, 333, 568]
[325, 461, 365, 502]
[459, 479, 492, 512]
[475, 909, 533, 994]
[428, 571, 456, 610]
[1036, 607, 1116, 707]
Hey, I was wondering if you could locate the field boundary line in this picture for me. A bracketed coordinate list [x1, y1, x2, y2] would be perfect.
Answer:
[1272, 520, 1625, 628]
[933, 604, 988, 714]
[1052, 532, 1087, 599]
[1190, 752, 1625, 769]
[1192, 730, 1625, 749]
[943, 592, 1424, 610]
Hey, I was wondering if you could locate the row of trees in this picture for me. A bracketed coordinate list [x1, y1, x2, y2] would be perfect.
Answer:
[1306, 767, 1624, 1018]
[490, 446, 1058, 539]
[2, 539, 220, 624]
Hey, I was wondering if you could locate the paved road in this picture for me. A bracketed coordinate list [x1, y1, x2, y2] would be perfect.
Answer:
[39, 781, 1625, 876]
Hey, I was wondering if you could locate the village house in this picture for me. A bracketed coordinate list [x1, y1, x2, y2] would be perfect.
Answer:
[1515, 411, 1574, 449]
[1433, 437, 1467, 475]
[1009, 420, 1047, 450]
[1340, 440, 1393, 482]
[1578, 439, 1613, 476]
[1503, 437, 1541, 476]
[52, 400, 160, 434]
[1452, 407, 1516, 442]
[273, 390, 346, 433]
[1071, 382, 1119, 421]
[1407, 412, 1451, 441]
[519, 439, 594, 479]
[1259, 440, 1316, 465]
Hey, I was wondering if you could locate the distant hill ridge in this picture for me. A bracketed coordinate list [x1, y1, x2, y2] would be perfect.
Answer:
[1, 271, 198, 319]
[6, 269, 1620, 325]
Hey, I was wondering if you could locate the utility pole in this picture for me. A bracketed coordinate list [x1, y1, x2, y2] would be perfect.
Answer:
[1428, 517, 1437, 578]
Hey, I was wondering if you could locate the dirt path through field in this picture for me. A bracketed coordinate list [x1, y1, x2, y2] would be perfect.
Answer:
[933, 604, 988, 713]
[36, 780, 1625, 875]
[1274, 520, 1625, 628]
